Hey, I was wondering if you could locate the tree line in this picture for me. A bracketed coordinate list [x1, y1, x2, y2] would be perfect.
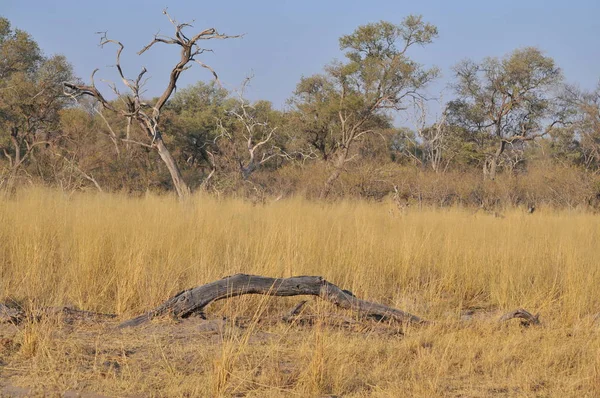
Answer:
[1, 13, 599, 208]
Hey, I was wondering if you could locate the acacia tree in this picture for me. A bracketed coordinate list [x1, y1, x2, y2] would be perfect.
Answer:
[64, 11, 238, 198]
[449, 47, 562, 180]
[290, 16, 438, 198]
[0, 17, 74, 186]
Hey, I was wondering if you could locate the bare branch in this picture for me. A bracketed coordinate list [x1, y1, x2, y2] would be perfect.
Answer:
[192, 59, 220, 83]
[138, 36, 179, 56]
[252, 130, 275, 151]
[353, 129, 374, 141]
[283, 300, 308, 322]
[94, 108, 120, 156]
[1, 148, 13, 167]
[499, 308, 540, 326]
[139, 11, 241, 115]
[120, 138, 154, 149]
[64, 11, 239, 198]
[344, 153, 359, 163]
[63, 81, 114, 112]
[53, 151, 104, 193]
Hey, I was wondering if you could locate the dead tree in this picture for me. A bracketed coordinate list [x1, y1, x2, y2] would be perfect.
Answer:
[412, 96, 450, 173]
[118, 274, 426, 328]
[217, 77, 278, 180]
[64, 10, 238, 198]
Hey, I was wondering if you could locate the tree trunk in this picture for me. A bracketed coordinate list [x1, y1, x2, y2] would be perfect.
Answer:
[118, 273, 426, 328]
[484, 141, 506, 181]
[320, 150, 347, 199]
[240, 160, 256, 181]
[139, 120, 190, 198]
[10, 130, 21, 170]
[155, 137, 191, 198]
[4, 130, 23, 192]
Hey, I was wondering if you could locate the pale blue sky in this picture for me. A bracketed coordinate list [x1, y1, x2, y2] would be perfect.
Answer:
[3, 0, 599, 121]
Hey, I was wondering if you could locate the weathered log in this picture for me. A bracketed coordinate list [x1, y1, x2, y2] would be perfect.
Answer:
[0, 304, 23, 324]
[499, 308, 540, 326]
[118, 274, 426, 328]
[283, 300, 308, 322]
[0, 305, 116, 325]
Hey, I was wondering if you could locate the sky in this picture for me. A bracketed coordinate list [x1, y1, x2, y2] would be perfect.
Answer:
[2, 0, 599, 123]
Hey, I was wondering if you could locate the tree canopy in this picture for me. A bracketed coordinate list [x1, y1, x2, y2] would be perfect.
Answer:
[1, 13, 599, 207]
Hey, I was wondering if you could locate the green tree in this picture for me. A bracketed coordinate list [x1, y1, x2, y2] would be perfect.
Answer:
[0, 17, 41, 78]
[163, 81, 230, 187]
[288, 75, 340, 162]
[0, 17, 74, 186]
[449, 47, 562, 179]
[290, 16, 438, 198]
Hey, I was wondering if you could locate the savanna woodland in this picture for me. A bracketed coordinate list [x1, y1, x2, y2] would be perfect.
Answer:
[1, 6, 600, 397]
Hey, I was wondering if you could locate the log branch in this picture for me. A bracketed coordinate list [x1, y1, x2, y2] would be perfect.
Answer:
[140, 8, 241, 115]
[282, 300, 308, 322]
[499, 308, 540, 326]
[118, 274, 426, 328]
[0, 304, 116, 325]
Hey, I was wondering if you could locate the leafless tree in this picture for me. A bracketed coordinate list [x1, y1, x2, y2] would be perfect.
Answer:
[216, 77, 278, 180]
[64, 10, 239, 198]
[412, 96, 450, 173]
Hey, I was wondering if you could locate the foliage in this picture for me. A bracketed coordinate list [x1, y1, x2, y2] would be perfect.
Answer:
[448, 47, 562, 178]
[0, 17, 74, 182]
[289, 17, 438, 196]
[550, 84, 600, 171]
[0, 14, 599, 204]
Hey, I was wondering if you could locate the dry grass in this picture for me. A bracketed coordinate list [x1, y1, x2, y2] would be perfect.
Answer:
[1, 187, 600, 397]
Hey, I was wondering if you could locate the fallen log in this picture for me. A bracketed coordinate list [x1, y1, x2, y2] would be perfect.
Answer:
[499, 308, 540, 326]
[0, 304, 23, 324]
[118, 274, 426, 328]
[0, 304, 116, 325]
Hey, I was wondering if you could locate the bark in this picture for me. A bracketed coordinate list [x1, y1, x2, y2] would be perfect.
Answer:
[240, 161, 256, 181]
[5, 128, 27, 191]
[0, 304, 116, 325]
[283, 300, 308, 322]
[320, 168, 342, 199]
[63, 15, 238, 198]
[118, 273, 426, 328]
[10, 129, 21, 170]
[155, 137, 191, 198]
[499, 308, 540, 326]
[484, 140, 506, 180]
[320, 149, 348, 199]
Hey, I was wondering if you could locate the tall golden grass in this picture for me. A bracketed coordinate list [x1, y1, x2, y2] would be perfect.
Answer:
[1, 187, 600, 396]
